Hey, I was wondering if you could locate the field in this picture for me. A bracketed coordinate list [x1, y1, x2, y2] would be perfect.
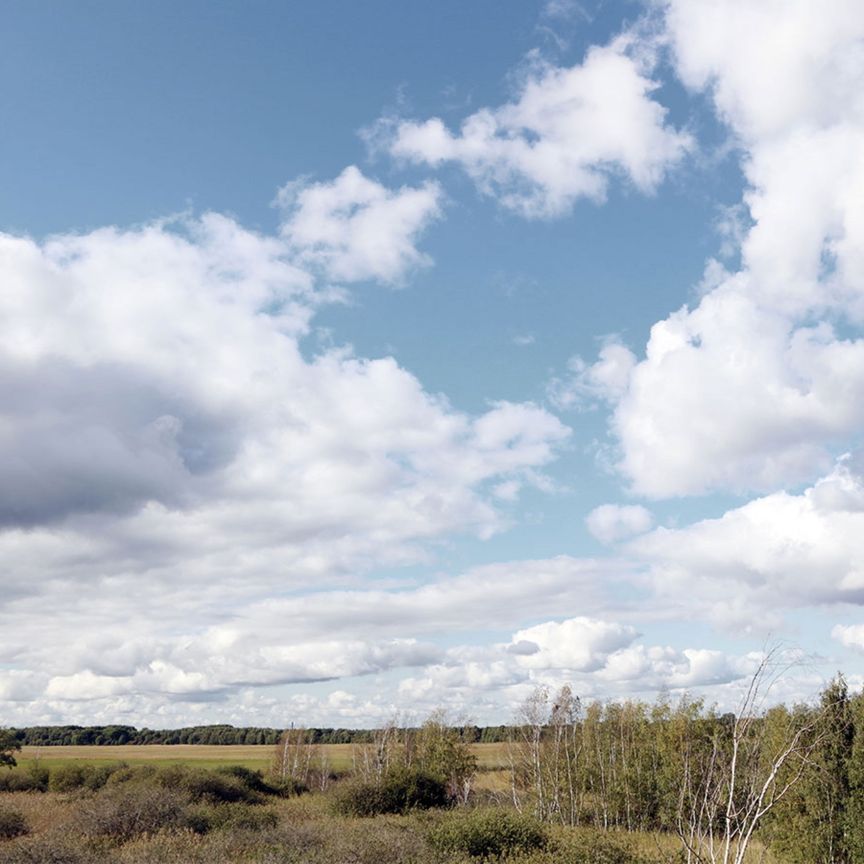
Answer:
[0, 741, 785, 864]
[17, 742, 511, 773]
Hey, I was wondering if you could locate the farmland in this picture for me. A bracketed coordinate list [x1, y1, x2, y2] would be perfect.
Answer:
[16, 742, 511, 773]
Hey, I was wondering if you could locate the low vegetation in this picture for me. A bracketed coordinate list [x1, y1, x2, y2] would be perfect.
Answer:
[3, 665, 864, 863]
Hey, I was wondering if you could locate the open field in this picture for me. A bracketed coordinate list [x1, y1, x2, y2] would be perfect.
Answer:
[18, 742, 511, 773]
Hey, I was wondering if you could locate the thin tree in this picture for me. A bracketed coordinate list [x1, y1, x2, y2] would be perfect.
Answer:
[674, 649, 825, 864]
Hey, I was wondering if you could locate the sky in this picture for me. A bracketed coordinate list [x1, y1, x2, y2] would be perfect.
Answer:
[2, 0, 864, 729]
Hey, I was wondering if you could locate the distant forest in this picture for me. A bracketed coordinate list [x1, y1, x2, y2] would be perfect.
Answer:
[10, 723, 513, 746]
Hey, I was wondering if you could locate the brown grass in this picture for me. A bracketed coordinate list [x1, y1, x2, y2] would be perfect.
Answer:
[19, 741, 511, 773]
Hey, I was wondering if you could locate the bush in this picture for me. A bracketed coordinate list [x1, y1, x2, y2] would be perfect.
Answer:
[548, 828, 663, 864]
[332, 768, 450, 817]
[105, 764, 158, 786]
[215, 765, 282, 796]
[159, 766, 264, 804]
[0, 766, 48, 792]
[78, 784, 188, 841]
[428, 808, 548, 858]
[184, 802, 278, 834]
[48, 762, 125, 792]
[102, 764, 265, 804]
[0, 835, 97, 864]
[0, 806, 29, 840]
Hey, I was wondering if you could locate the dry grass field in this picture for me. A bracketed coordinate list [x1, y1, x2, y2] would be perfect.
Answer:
[18, 742, 512, 773]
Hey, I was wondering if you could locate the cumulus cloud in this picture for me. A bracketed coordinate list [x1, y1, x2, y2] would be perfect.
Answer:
[384, 38, 690, 218]
[572, 0, 864, 497]
[510, 617, 638, 671]
[0, 169, 574, 721]
[630, 457, 864, 629]
[277, 165, 442, 283]
[395, 616, 752, 717]
[585, 504, 654, 544]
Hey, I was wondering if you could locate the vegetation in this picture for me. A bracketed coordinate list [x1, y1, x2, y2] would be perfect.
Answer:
[10, 721, 502, 747]
[0, 806, 28, 840]
[5, 673, 864, 863]
[0, 728, 21, 768]
[427, 807, 548, 858]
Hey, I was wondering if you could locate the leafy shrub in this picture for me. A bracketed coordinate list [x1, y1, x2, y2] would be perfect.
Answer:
[184, 802, 278, 834]
[159, 766, 264, 804]
[332, 768, 449, 817]
[103, 764, 265, 804]
[215, 765, 284, 797]
[548, 828, 663, 864]
[0, 806, 29, 840]
[48, 762, 125, 792]
[216, 765, 267, 790]
[0, 765, 49, 792]
[78, 784, 188, 841]
[428, 808, 548, 858]
[105, 763, 158, 786]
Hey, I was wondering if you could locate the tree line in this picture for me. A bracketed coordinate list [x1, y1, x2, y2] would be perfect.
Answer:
[9, 723, 511, 747]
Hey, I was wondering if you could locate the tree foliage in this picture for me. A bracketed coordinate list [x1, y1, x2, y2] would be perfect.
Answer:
[0, 728, 21, 768]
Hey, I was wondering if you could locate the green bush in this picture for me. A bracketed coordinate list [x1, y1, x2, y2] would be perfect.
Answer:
[215, 764, 293, 797]
[0, 765, 49, 792]
[184, 802, 279, 834]
[0, 806, 29, 840]
[159, 766, 264, 804]
[332, 768, 449, 817]
[428, 808, 548, 858]
[103, 764, 265, 804]
[215, 765, 271, 792]
[547, 829, 658, 864]
[105, 763, 158, 786]
[48, 762, 125, 793]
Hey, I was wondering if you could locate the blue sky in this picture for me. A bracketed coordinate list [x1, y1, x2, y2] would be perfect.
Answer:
[2, 0, 864, 727]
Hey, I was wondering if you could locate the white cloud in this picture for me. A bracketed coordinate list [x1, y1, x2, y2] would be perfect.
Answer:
[573, 0, 864, 497]
[833, 624, 864, 653]
[0, 178, 572, 721]
[277, 165, 442, 283]
[548, 341, 636, 409]
[598, 645, 747, 689]
[510, 617, 639, 672]
[395, 618, 753, 718]
[630, 458, 864, 629]
[586, 503, 654, 544]
[385, 38, 690, 218]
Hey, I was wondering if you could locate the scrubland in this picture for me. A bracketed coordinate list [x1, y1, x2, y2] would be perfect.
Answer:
[0, 761, 732, 864]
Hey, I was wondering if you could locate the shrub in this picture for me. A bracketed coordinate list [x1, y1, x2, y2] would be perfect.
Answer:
[105, 764, 158, 786]
[78, 784, 188, 841]
[0, 835, 97, 863]
[0, 765, 49, 792]
[548, 828, 663, 864]
[48, 764, 89, 792]
[148, 765, 263, 805]
[332, 768, 449, 817]
[428, 808, 548, 859]
[0, 806, 29, 840]
[215, 765, 282, 796]
[184, 802, 278, 834]
[48, 762, 124, 793]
